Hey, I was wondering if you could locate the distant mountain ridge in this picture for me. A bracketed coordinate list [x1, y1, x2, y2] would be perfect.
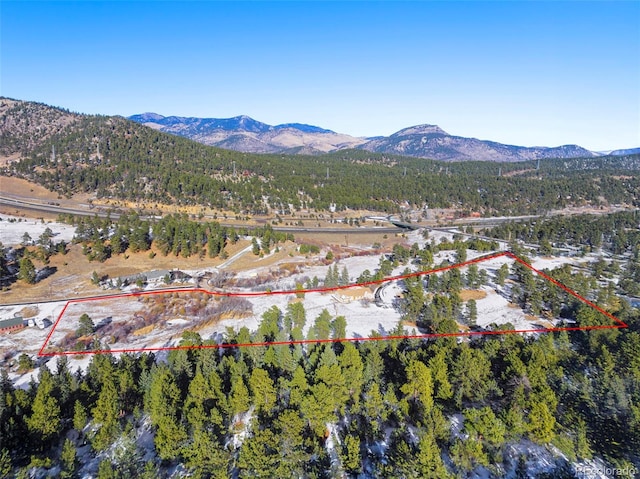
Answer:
[360, 124, 597, 162]
[128, 112, 623, 162]
[129, 113, 363, 154]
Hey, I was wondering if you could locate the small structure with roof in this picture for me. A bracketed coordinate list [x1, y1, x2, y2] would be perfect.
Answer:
[333, 287, 374, 304]
[0, 316, 25, 333]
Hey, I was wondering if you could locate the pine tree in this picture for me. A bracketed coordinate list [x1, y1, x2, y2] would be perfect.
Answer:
[528, 401, 555, 444]
[466, 264, 480, 288]
[401, 360, 434, 412]
[496, 263, 509, 287]
[26, 368, 61, 447]
[362, 382, 387, 436]
[341, 434, 361, 474]
[331, 315, 347, 339]
[467, 299, 478, 326]
[340, 266, 349, 286]
[91, 375, 120, 451]
[237, 428, 280, 478]
[229, 376, 250, 418]
[73, 400, 88, 432]
[97, 459, 116, 479]
[60, 438, 78, 478]
[21, 232, 32, 246]
[287, 366, 309, 408]
[301, 382, 335, 437]
[428, 350, 453, 401]
[416, 432, 452, 478]
[18, 257, 36, 284]
[184, 369, 212, 429]
[76, 313, 95, 337]
[249, 368, 276, 415]
[286, 302, 306, 335]
[274, 410, 308, 475]
[338, 342, 364, 402]
[182, 429, 230, 479]
[147, 366, 187, 460]
[309, 309, 332, 340]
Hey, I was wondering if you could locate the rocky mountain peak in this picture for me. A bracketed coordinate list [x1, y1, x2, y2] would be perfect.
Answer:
[392, 124, 449, 137]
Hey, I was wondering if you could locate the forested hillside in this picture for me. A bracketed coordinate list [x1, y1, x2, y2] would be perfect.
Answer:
[2, 298, 638, 477]
[485, 211, 640, 297]
[2, 99, 639, 215]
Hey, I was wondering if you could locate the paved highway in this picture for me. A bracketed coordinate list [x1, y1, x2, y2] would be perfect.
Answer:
[0, 193, 541, 238]
[0, 195, 402, 234]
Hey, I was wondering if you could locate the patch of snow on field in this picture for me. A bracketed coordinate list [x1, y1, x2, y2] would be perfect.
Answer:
[12, 368, 40, 389]
[530, 255, 579, 271]
[166, 318, 189, 326]
[325, 423, 341, 468]
[0, 300, 67, 362]
[475, 288, 528, 329]
[504, 441, 564, 477]
[0, 214, 76, 246]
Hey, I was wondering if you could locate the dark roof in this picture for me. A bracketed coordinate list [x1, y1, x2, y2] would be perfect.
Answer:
[0, 317, 24, 329]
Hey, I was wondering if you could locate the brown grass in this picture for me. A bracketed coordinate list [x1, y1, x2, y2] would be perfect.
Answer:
[226, 242, 297, 272]
[0, 176, 94, 206]
[193, 310, 252, 330]
[0, 240, 251, 303]
[456, 321, 471, 332]
[19, 306, 39, 318]
[294, 231, 404, 248]
[459, 289, 488, 301]
[535, 319, 555, 329]
[0, 176, 61, 200]
[133, 325, 155, 336]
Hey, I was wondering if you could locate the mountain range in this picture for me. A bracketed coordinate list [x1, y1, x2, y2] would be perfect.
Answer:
[128, 113, 366, 156]
[129, 112, 637, 162]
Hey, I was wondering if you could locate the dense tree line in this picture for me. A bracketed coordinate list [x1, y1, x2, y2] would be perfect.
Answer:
[485, 211, 640, 255]
[55, 213, 290, 264]
[1, 292, 638, 477]
[3, 105, 639, 215]
[485, 211, 640, 297]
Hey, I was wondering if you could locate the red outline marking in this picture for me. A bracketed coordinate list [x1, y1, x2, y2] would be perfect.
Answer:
[38, 252, 627, 357]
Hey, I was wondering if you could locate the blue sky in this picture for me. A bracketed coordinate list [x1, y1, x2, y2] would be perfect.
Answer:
[1, 1, 639, 151]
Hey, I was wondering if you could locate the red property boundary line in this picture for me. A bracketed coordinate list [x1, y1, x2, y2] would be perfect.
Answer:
[38, 251, 628, 357]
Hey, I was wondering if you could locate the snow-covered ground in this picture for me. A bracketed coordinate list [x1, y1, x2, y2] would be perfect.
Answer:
[0, 214, 76, 246]
[474, 287, 529, 330]
[27, 244, 581, 360]
[2, 229, 597, 388]
[530, 255, 583, 271]
[0, 300, 67, 358]
[216, 288, 404, 340]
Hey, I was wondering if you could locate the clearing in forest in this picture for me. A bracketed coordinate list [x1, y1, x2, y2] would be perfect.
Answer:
[38, 252, 627, 357]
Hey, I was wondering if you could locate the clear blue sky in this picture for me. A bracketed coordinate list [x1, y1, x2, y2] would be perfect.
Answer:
[1, 1, 639, 151]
